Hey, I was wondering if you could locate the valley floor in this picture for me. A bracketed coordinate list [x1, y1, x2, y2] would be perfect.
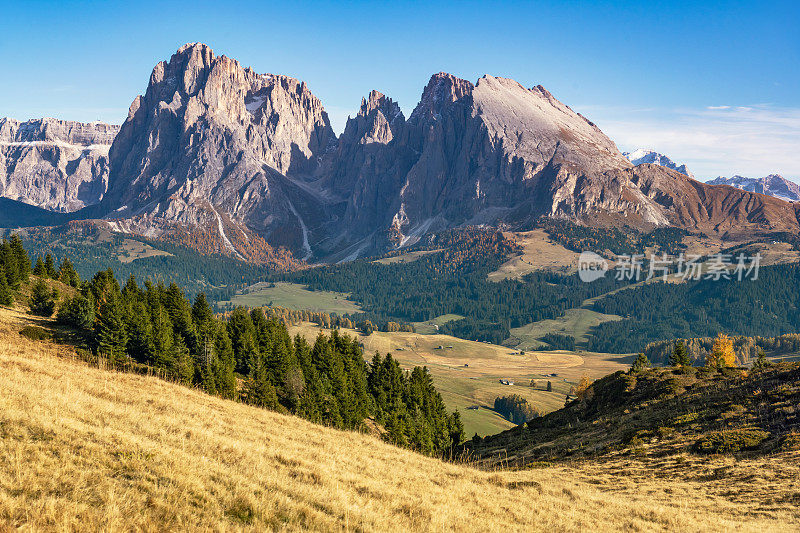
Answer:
[288, 322, 630, 436]
[1, 307, 799, 531]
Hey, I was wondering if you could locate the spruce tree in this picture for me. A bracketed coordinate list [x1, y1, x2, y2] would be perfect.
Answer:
[44, 254, 56, 278]
[631, 352, 650, 372]
[670, 340, 690, 367]
[0, 273, 13, 306]
[171, 337, 194, 385]
[753, 348, 769, 371]
[94, 293, 128, 365]
[0, 240, 17, 289]
[125, 299, 154, 364]
[58, 258, 80, 287]
[10, 235, 30, 284]
[56, 293, 95, 329]
[33, 256, 46, 277]
[244, 360, 279, 409]
[29, 279, 56, 317]
[213, 325, 237, 399]
[150, 304, 175, 370]
[227, 307, 258, 374]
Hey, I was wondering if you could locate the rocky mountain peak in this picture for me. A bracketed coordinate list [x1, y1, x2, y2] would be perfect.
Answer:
[623, 149, 693, 177]
[410, 72, 474, 121]
[6, 44, 799, 263]
[359, 90, 402, 123]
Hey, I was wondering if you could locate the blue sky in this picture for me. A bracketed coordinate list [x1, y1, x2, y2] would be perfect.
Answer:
[1, 0, 798, 179]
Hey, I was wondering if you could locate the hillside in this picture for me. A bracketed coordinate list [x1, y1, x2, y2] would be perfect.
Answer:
[470, 364, 800, 468]
[2, 307, 799, 530]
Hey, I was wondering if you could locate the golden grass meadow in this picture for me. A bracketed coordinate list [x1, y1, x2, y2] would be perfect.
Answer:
[1, 306, 799, 531]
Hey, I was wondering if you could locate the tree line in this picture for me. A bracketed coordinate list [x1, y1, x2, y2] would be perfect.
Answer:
[587, 262, 800, 354]
[493, 395, 539, 425]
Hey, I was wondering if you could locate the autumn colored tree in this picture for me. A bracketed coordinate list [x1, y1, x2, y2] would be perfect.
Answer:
[571, 375, 593, 400]
[707, 333, 736, 369]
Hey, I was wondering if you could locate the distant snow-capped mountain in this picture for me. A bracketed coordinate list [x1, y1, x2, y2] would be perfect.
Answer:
[622, 149, 693, 177]
[707, 175, 800, 202]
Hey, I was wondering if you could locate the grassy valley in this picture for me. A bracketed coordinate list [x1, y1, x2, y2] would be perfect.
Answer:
[217, 282, 362, 314]
[287, 322, 631, 436]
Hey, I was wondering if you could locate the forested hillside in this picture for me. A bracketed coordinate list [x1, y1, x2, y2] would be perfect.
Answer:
[14, 224, 277, 302]
[587, 263, 800, 353]
[0, 235, 463, 456]
[284, 229, 628, 343]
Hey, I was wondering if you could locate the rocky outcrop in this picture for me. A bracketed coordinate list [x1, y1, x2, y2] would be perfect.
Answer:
[0, 118, 118, 212]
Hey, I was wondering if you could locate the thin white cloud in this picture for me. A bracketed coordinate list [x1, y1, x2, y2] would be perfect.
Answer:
[578, 103, 800, 181]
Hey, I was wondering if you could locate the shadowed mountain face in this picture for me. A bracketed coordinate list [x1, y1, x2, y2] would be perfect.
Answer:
[5, 43, 800, 262]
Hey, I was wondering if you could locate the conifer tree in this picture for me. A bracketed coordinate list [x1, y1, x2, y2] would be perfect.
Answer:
[9, 235, 30, 284]
[150, 304, 175, 370]
[631, 352, 650, 372]
[94, 293, 128, 364]
[44, 253, 56, 278]
[171, 337, 194, 385]
[33, 256, 46, 277]
[213, 325, 237, 399]
[670, 340, 691, 367]
[0, 272, 13, 306]
[29, 279, 56, 316]
[227, 307, 258, 374]
[125, 299, 154, 364]
[57, 293, 95, 329]
[58, 258, 80, 287]
[244, 360, 279, 409]
[752, 348, 769, 371]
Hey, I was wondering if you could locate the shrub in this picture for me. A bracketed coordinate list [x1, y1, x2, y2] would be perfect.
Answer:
[19, 325, 51, 341]
[781, 432, 800, 452]
[672, 412, 700, 426]
[694, 428, 770, 454]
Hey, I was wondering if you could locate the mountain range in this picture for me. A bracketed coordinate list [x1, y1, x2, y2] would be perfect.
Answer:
[707, 174, 800, 203]
[622, 148, 693, 177]
[3, 42, 800, 263]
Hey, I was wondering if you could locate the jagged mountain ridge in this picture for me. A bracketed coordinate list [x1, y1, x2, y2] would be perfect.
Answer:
[623, 148, 693, 177]
[707, 175, 800, 202]
[5, 43, 800, 262]
[0, 118, 119, 212]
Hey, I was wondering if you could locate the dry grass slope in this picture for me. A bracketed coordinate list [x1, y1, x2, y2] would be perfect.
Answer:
[0, 307, 796, 531]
